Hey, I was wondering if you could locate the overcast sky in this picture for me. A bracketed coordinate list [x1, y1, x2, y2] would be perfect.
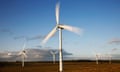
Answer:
[0, 0, 120, 58]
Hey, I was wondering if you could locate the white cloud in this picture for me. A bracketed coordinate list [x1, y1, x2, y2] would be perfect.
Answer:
[0, 48, 72, 62]
[109, 38, 120, 44]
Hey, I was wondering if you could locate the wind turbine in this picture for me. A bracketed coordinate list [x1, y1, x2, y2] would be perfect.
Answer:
[50, 50, 58, 64]
[95, 54, 99, 64]
[18, 38, 27, 67]
[95, 53, 102, 64]
[42, 2, 82, 72]
[108, 48, 117, 64]
[107, 54, 112, 64]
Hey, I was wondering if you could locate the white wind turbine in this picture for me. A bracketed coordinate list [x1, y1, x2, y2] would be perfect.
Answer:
[95, 53, 102, 64]
[42, 2, 82, 72]
[95, 53, 99, 64]
[18, 38, 27, 67]
[108, 48, 117, 64]
[107, 53, 112, 64]
[50, 50, 58, 64]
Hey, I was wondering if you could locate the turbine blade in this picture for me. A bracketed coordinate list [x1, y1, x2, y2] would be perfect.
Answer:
[59, 25, 83, 35]
[22, 38, 26, 50]
[42, 26, 57, 44]
[50, 51, 54, 54]
[23, 53, 27, 58]
[18, 51, 22, 55]
[56, 2, 60, 24]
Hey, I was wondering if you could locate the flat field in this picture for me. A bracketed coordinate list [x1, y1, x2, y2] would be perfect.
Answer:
[0, 61, 120, 72]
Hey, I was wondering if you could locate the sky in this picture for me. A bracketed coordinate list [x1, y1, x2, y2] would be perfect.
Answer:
[0, 0, 120, 59]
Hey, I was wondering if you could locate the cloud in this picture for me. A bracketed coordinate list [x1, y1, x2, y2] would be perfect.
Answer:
[27, 35, 44, 41]
[13, 35, 44, 41]
[0, 29, 14, 35]
[112, 48, 118, 51]
[112, 54, 120, 60]
[108, 38, 120, 44]
[13, 36, 25, 40]
[35, 45, 42, 48]
[0, 48, 72, 62]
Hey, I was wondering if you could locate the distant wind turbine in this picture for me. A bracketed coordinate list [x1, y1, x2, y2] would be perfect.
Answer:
[18, 38, 27, 67]
[42, 2, 82, 72]
[95, 54, 99, 64]
[50, 50, 58, 64]
[108, 48, 117, 64]
[108, 54, 112, 64]
[7, 39, 27, 67]
[18, 50, 27, 67]
[95, 53, 102, 64]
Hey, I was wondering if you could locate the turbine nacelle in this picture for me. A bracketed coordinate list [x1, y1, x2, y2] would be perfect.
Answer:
[57, 24, 64, 29]
[18, 50, 27, 57]
[50, 50, 58, 55]
[8, 53, 12, 56]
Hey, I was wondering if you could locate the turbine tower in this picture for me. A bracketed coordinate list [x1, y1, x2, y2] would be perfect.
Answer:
[50, 50, 58, 64]
[42, 2, 82, 72]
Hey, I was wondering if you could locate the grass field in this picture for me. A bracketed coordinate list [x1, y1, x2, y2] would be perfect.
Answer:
[0, 61, 120, 72]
